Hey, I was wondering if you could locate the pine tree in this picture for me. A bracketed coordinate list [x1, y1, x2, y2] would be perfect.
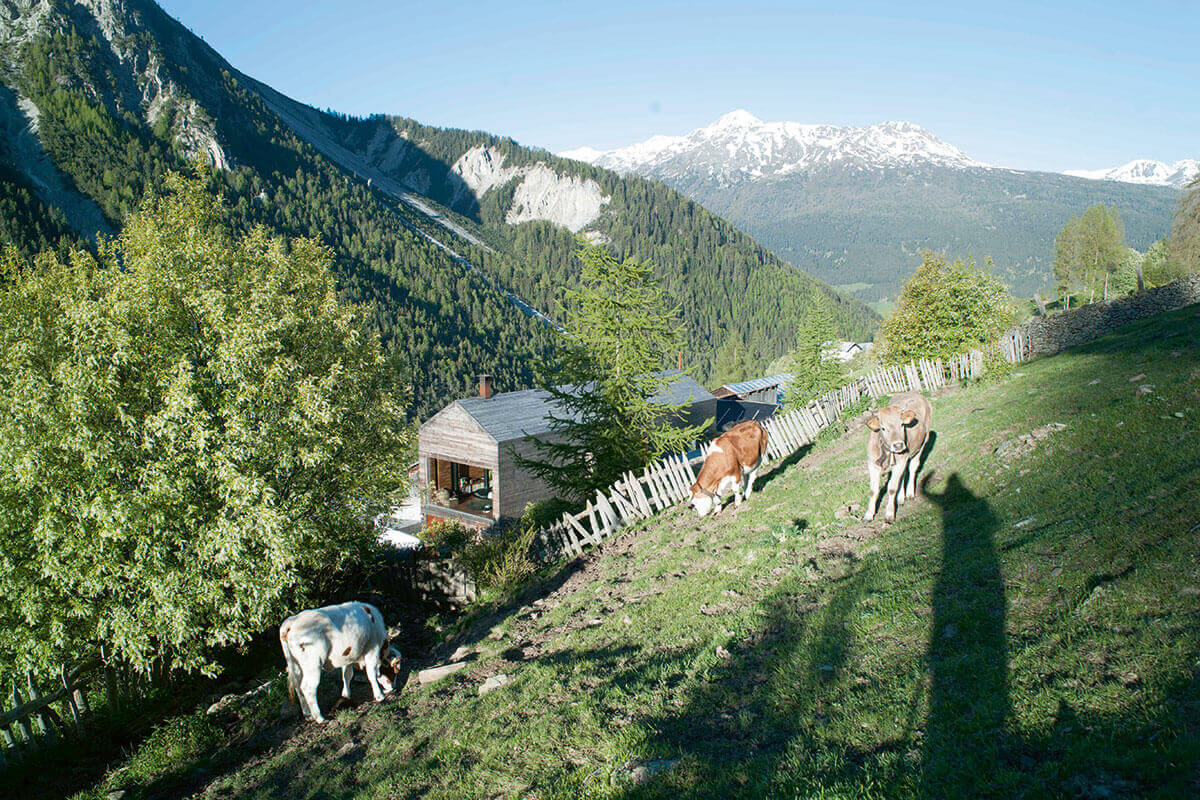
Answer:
[784, 303, 846, 407]
[514, 243, 705, 501]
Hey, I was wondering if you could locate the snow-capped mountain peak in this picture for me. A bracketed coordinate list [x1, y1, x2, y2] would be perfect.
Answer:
[1064, 159, 1198, 189]
[709, 109, 763, 130]
[559, 110, 988, 183]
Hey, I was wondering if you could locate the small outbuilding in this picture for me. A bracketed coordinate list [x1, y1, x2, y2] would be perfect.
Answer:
[418, 373, 717, 529]
[712, 373, 794, 405]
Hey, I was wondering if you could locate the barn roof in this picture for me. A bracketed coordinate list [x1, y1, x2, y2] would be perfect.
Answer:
[453, 371, 716, 443]
[717, 373, 794, 398]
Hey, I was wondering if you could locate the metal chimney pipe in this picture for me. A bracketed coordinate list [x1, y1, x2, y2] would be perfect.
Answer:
[478, 374, 493, 399]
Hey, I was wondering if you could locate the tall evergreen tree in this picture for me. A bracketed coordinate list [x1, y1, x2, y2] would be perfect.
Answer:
[514, 243, 705, 502]
[784, 304, 846, 408]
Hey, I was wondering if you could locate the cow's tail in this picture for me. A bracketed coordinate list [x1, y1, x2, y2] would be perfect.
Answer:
[279, 623, 299, 706]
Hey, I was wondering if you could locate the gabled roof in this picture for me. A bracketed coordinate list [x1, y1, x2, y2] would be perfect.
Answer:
[451, 371, 716, 443]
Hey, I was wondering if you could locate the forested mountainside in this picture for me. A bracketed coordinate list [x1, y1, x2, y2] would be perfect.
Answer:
[0, 0, 876, 419]
[684, 164, 1180, 301]
[323, 113, 877, 364]
[0, 0, 556, 418]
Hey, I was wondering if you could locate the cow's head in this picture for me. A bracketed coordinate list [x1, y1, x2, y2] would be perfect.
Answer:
[866, 407, 918, 455]
[689, 483, 720, 518]
[379, 643, 403, 685]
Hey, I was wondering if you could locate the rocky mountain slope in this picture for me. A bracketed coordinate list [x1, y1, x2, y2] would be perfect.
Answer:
[565, 111, 1182, 302]
[0, 2, 876, 407]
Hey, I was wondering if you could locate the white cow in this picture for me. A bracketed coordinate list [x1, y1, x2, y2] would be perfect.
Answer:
[279, 601, 402, 723]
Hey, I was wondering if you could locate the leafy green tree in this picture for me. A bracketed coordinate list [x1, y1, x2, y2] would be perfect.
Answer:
[1168, 174, 1200, 274]
[784, 304, 846, 407]
[0, 171, 413, 676]
[1142, 239, 1187, 287]
[1053, 204, 1127, 305]
[879, 251, 1013, 364]
[515, 243, 705, 501]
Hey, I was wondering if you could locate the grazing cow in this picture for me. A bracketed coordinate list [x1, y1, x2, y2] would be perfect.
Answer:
[689, 420, 769, 517]
[863, 391, 933, 523]
[279, 601, 402, 724]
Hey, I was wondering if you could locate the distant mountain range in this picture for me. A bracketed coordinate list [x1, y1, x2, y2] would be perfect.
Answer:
[563, 112, 1186, 302]
[1065, 159, 1199, 190]
[562, 110, 989, 179]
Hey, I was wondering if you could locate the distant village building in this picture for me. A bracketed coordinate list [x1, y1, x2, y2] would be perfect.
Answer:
[831, 341, 874, 362]
[418, 373, 717, 529]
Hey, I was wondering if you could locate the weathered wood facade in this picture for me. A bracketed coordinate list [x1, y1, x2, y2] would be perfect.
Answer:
[418, 372, 717, 529]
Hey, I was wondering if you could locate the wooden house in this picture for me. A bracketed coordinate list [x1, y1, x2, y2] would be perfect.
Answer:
[419, 373, 717, 529]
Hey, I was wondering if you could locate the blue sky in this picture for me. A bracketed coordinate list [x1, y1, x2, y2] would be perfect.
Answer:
[159, 0, 1199, 172]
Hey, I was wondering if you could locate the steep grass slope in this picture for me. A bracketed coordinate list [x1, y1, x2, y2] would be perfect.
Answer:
[79, 304, 1200, 799]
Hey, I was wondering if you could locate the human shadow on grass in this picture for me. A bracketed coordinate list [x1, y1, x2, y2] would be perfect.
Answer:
[916, 471, 1009, 797]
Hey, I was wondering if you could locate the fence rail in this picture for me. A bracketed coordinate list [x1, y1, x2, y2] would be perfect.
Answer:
[534, 332, 1027, 562]
[0, 652, 152, 769]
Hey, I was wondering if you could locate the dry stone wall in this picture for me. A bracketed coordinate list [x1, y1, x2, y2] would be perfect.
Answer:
[1020, 273, 1200, 358]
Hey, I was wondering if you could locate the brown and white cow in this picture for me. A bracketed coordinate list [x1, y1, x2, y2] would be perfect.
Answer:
[863, 392, 932, 523]
[688, 420, 769, 517]
[279, 601, 402, 723]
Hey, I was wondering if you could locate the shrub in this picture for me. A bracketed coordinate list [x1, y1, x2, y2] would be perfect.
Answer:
[879, 251, 1014, 365]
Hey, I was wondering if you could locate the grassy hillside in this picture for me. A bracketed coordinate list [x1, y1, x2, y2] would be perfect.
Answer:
[66, 309, 1199, 798]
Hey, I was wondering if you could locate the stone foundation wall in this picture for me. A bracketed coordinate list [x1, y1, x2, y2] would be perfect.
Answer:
[1020, 273, 1200, 358]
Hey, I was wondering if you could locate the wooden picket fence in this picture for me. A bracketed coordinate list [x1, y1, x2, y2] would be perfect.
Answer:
[532, 330, 1028, 562]
[0, 651, 147, 769]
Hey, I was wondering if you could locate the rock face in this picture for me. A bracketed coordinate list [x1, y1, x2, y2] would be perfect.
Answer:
[450, 145, 610, 233]
[0, 0, 229, 225]
[506, 164, 609, 233]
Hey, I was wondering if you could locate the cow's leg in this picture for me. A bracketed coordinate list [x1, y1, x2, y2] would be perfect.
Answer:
[744, 467, 759, 500]
[362, 649, 386, 702]
[863, 463, 882, 521]
[341, 664, 354, 699]
[884, 460, 907, 522]
[905, 448, 923, 501]
[300, 667, 325, 724]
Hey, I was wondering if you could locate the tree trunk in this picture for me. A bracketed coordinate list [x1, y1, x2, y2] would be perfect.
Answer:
[1136, 262, 1144, 293]
[1033, 293, 1048, 317]
[1103, 271, 1109, 302]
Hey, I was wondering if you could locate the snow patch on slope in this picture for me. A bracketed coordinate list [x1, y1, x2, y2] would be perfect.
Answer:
[1065, 159, 1198, 189]
[451, 145, 610, 233]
